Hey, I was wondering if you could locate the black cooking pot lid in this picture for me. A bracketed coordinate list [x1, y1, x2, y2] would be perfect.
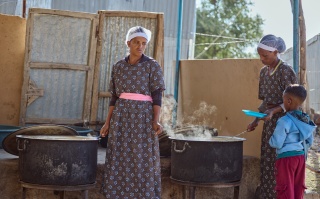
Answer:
[2, 124, 78, 156]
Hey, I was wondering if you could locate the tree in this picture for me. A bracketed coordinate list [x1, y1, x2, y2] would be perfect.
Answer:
[195, 0, 264, 59]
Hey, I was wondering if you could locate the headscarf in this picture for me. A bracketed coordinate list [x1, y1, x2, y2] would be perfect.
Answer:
[257, 34, 286, 53]
[125, 26, 152, 46]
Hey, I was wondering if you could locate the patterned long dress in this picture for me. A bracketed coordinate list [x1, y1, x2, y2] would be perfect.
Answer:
[101, 54, 165, 199]
[258, 60, 297, 199]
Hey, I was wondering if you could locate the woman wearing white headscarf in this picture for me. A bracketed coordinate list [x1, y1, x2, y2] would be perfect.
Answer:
[247, 34, 297, 199]
[100, 26, 165, 199]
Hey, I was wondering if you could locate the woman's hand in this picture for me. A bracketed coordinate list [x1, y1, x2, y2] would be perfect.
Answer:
[152, 121, 163, 136]
[247, 118, 259, 132]
[100, 123, 110, 137]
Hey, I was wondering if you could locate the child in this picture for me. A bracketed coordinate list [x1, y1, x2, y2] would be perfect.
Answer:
[269, 84, 316, 199]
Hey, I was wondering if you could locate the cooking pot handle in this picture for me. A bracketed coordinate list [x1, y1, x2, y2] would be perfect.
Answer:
[172, 141, 191, 153]
[17, 139, 28, 151]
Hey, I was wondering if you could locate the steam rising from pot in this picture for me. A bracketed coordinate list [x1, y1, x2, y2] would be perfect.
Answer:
[160, 95, 218, 139]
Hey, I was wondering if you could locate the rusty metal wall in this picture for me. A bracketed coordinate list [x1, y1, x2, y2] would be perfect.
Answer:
[282, 34, 320, 112]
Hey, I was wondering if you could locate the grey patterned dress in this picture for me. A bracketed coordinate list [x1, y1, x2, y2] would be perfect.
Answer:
[101, 55, 165, 199]
[258, 61, 297, 198]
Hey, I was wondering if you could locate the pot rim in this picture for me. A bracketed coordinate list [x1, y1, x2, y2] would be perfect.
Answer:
[168, 135, 246, 142]
[2, 124, 78, 156]
[16, 135, 98, 141]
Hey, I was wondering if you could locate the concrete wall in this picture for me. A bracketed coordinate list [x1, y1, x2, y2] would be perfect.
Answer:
[178, 59, 264, 158]
[0, 14, 26, 126]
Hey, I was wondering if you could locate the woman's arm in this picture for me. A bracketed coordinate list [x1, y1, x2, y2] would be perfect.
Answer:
[152, 105, 162, 135]
[100, 106, 114, 137]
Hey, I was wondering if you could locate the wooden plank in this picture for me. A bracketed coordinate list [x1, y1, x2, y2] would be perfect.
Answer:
[82, 14, 99, 122]
[98, 92, 112, 98]
[30, 62, 91, 71]
[154, 13, 165, 72]
[29, 8, 97, 20]
[90, 13, 106, 123]
[25, 118, 83, 125]
[19, 12, 34, 126]
[98, 10, 159, 19]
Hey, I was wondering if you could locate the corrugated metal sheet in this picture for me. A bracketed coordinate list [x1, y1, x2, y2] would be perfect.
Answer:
[27, 69, 85, 119]
[96, 14, 158, 121]
[15, 0, 52, 16]
[52, 0, 107, 13]
[51, 0, 196, 94]
[0, 0, 197, 95]
[282, 34, 320, 112]
[0, 0, 18, 15]
[31, 13, 91, 64]
[23, 10, 97, 124]
[0, 0, 52, 16]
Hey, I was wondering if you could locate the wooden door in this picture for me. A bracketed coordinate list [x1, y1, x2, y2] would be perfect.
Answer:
[90, 11, 164, 125]
[20, 8, 99, 126]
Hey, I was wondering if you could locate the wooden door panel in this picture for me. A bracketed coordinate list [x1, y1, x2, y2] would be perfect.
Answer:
[20, 8, 98, 126]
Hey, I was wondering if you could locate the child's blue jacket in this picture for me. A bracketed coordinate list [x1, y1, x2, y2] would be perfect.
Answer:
[269, 112, 316, 158]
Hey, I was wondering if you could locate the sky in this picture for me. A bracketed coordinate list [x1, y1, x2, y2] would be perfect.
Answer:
[196, 0, 320, 50]
[250, 0, 320, 49]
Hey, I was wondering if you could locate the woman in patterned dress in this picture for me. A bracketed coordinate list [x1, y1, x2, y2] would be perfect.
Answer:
[247, 34, 297, 199]
[100, 26, 165, 199]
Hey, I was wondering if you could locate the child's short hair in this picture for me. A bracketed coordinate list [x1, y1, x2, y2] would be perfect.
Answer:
[284, 84, 307, 102]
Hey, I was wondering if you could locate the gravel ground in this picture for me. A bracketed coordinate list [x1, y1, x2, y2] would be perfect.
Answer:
[306, 127, 320, 193]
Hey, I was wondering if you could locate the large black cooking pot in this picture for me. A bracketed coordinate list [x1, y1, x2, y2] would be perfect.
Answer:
[170, 136, 245, 183]
[16, 135, 98, 186]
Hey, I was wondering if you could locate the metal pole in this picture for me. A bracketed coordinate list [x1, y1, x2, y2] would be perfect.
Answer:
[22, 0, 26, 18]
[173, 0, 183, 126]
[293, 0, 299, 75]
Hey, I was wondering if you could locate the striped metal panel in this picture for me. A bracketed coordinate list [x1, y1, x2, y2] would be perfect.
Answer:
[30, 13, 91, 64]
[282, 34, 320, 112]
[21, 9, 98, 125]
[27, 69, 85, 119]
[0, 0, 197, 95]
[0, 0, 52, 16]
[52, 0, 196, 95]
[0, 0, 18, 15]
[52, 0, 107, 13]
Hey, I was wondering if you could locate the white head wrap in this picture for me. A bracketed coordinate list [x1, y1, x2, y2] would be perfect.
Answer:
[125, 26, 152, 46]
[258, 34, 286, 58]
[257, 43, 277, 52]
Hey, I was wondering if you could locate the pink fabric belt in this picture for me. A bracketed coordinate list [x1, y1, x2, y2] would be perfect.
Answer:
[119, 93, 153, 102]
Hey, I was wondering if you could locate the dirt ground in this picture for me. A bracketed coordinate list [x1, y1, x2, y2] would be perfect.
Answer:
[306, 126, 320, 193]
